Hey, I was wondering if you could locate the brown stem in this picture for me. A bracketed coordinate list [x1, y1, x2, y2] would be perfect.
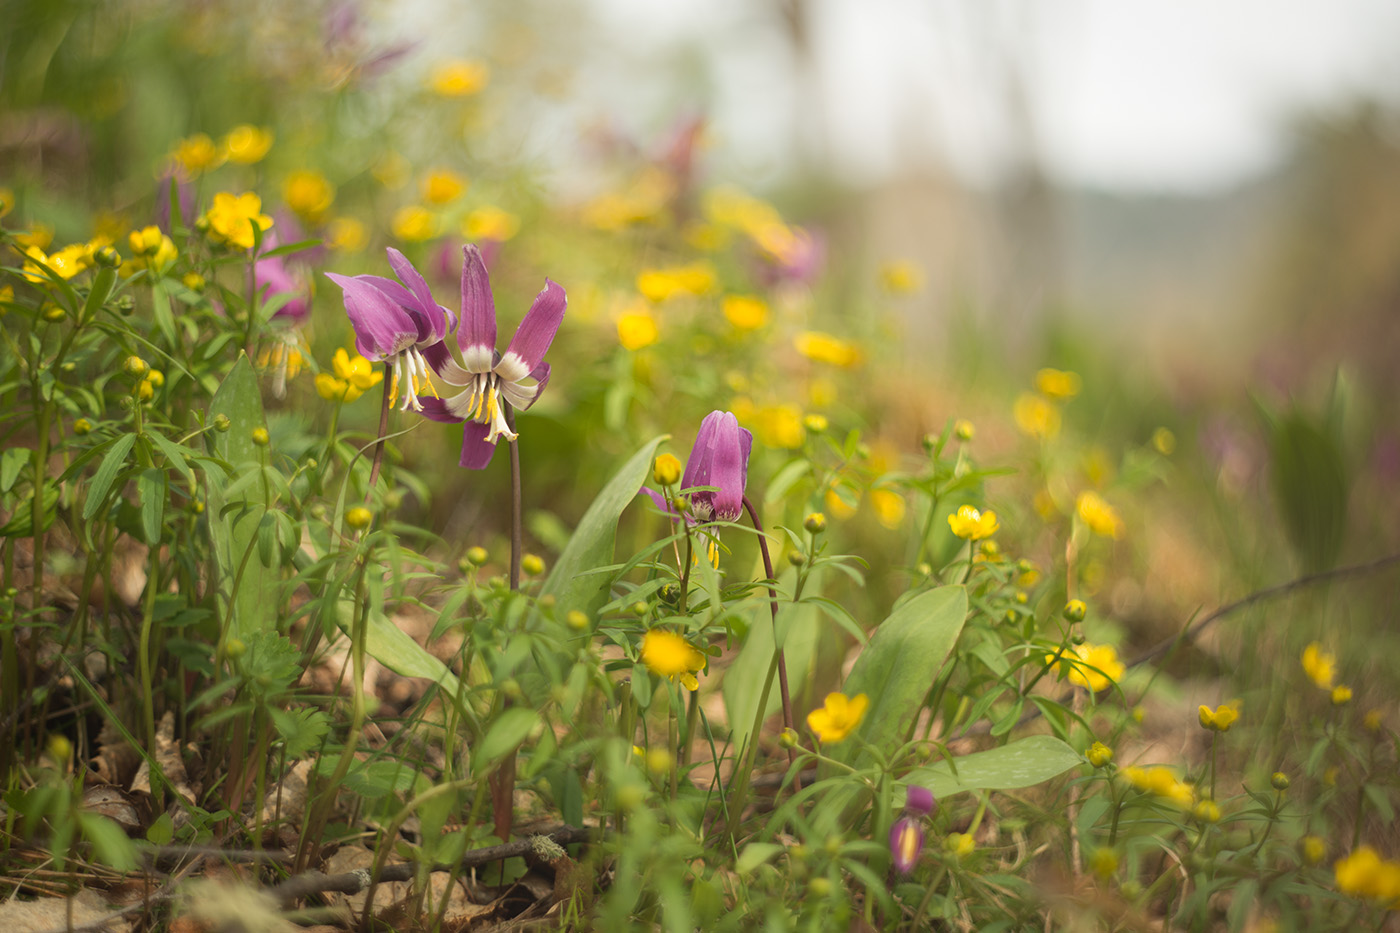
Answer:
[491, 405, 522, 847]
[742, 495, 799, 790]
[364, 363, 393, 502]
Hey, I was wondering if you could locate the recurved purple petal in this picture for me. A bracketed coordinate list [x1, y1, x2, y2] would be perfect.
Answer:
[386, 247, 453, 342]
[458, 419, 498, 469]
[421, 340, 476, 386]
[418, 396, 464, 424]
[457, 244, 497, 372]
[326, 271, 417, 361]
[497, 279, 565, 383]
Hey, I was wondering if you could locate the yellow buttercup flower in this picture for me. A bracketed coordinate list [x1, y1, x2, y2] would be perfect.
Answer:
[1014, 393, 1061, 440]
[391, 205, 437, 242]
[172, 133, 224, 175]
[422, 168, 468, 205]
[652, 453, 682, 486]
[636, 263, 717, 301]
[1335, 846, 1400, 907]
[722, 294, 769, 331]
[1302, 642, 1336, 690]
[21, 243, 89, 282]
[1198, 701, 1241, 732]
[948, 505, 998, 541]
[203, 192, 273, 251]
[871, 489, 906, 529]
[795, 331, 860, 368]
[128, 226, 177, 272]
[463, 205, 520, 242]
[315, 348, 383, 403]
[1332, 685, 1353, 706]
[1086, 742, 1114, 768]
[1120, 765, 1194, 808]
[617, 309, 659, 350]
[327, 217, 368, 252]
[1047, 642, 1124, 694]
[1076, 490, 1123, 539]
[806, 692, 868, 744]
[640, 629, 707, 692]
[1035, 368, 1082, 400]
[879, 259, 923, 295]
[222, 125, 273, 164]
[283, 170, 336, 223]
[429, 59, 490, 97]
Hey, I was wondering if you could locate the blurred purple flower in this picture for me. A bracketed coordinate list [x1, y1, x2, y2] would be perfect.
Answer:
[154, 171, 196, 234]
[643, 410, 753, 523]
[889, 785, 935, 874]
[255, 236, 310, 326]
[325, 247, 456, 411]
[419, 244, 566, 469]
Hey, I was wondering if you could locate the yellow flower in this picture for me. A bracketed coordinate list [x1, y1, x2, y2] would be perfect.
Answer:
[1198, 701, 1241, 732]
[1152, 427, 1176, 455]
[1120, 766, 1195, 808]
[1335, 846, 1400, 907]
[636, 263, 717, 301]
[946, 833, 976, 858]
[315, 348, 383, 403]
[172, 133, 224, 175]
[1332, 685, 1353, 706]
[879, 259, 923, 295]
[1086, 742, 1114, 768]
[1035, 368, 1082, 400]
[803, 413, 828, 433]
[429, 59, 490, 97]
[203, 192, 273, 251]
[722, 294, 769, 331]
[617, 309, 659, 350]
[1076, 491, 1123, 539]
[14, 223, 54, 251]
[653, 453, 682, 486]
[640, 629, 707, 692]
[871, 489, 906, 529]
[463, 205, 520, 242]
[1301, 836, 1327, 865]
[795, 331, 860, 368]
[1014, 393, 1061, 440]
[1047, 643, 1124, 694]
[221, 125, 273, 164]
[824, 485, 859, 520]
[128, 226, 177, 272]
[752, 404, 805, 449]
[1089, 847, 1118, 880]
[422, 168, 468, 205]
[283, 170, 336, 223]
[327, 216, 368, 252]
[1302, 642, 1336, 690]
[947, 505, 998, 541]
[391, 205, 437, 242]
[1193, 799, 1222, 823]
[806, 692, 868, 744]
[21, 243, 89, 282]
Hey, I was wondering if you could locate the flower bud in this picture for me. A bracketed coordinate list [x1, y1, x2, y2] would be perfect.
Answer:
[73, 418, 92, 435]
[250, 426, 270, 446]
[1086, 741, 1113, 768]
[225, 637, 247, 659]
[1193, 800, 1221, 823]
[466, 546, 489, 566]
[522, 553, 545, 576]
[1270, 772, 1290, 791]
[808, 877, 832, 898]
[47, 734, 73, 765]
[94, 245, 121, 268]
[136, 378, 154, 401]
[566, 610, 590, 631]
[116, 295, 136, 316]
[803, 512, 826, 534]
[631, 601, 649, 617]
[803, 413, 828, 433]
[671, 495, 689, 514]
[778, 727, 799, 749]
[658, 582, 681, 605]
[787, 549, 806, 567]
[1063, 599, 1087, 623]
[124, 355, 149, 377]
[345, 506, 372, 529]
[954, 419, 975, 441]
[1089, 847, 1118, 880]
[213, 413, 231, 432]
[652, 453, 682, 486]
[42, 304, 66, 322]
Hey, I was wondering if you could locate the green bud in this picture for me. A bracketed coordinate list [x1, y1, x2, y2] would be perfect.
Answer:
[522, 553, 545, 576]
[658, 582, 681, 605]
[1063, 599, 1087, 623]
[225, 637, 247, 659]
[123, 355, 149, 377]
[778, 727, 799, 748]
[1270, 772, 1290, 791]
[73, 418, 92, 435]
[345, 506, 372, 529]
[466, 546, 489, 566]
[566, 610, 590, 631]
[94, 245, 121, 268]
[116, 295, 136, 316]
[803, 512, 826, 534]
[787, 549, 805, 567]
[250, 426, 270, 446]
[631, 601, 649, 617]
[213, 413, 231, 432]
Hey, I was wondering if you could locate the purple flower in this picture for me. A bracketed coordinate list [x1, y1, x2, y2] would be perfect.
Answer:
[889, 785, 935, 874]
[325, 248, 456, 411]
[419, 244, 566, 469]
[255, 240, 310, 326]
[644, 410, 753, 523]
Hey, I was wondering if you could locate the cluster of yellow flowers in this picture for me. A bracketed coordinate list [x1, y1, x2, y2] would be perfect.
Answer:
[170, 125, 274, 175]
[1302, 642, 1353, 705]
[202, 192, 273, 251]
[1120, 765, 1196, 808]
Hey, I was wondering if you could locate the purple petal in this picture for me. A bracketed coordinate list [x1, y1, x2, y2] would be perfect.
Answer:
[421, 341, 473, 385]
[499, 361, 551, 411]
[707, 413, 750, 521]
[418, 396, 464, 424]
[680, 411, 722, 494]
[889, 818, 925, 874]
[904, 786, 935, 815]
[497, 279, 565, 382]
[326, 272, 417, 361]
[457, 244, 497, 371]
[640, 487, 674, 515]
[387, 247, 452, 342]
[459, 419, 498, 469]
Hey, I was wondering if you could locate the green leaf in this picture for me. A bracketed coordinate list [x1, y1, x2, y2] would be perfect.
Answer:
[146, 811, 175, 846]
[206, 354, 275, 640]
[540, 434, 667, 617]
[0, 447, 28, 492]
[77, 812, 137, 871]
[137, 468, 166, 545]
[1269, 409, 1348, 572]
[357, 604, 462, 695]
[0, 483, 59, 537]
[839, 585, 967, 763]
[474, 708, 540, 775]
[83, 433, 137, 520]
[145, 430, 195, 482]
[902, 734, 1083, 800]
[735, 842, 784, 874]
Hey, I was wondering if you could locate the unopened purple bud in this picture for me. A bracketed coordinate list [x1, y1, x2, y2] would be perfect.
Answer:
[905, 785, 935, 815]
[889, 817, 925, 874]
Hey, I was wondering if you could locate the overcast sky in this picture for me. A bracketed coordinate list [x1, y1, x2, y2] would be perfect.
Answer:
[561, 0, 1400, 192]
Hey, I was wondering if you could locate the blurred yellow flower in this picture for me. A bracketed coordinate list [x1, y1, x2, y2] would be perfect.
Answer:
[871, 489, 906, 529]
[722, 294, 769, 331]
[1335, 846, 1400, 907]
[1048, 642, 1124, 694]
[806, 692, 868, 744]
[809, 378, 836, 408]
[422, 168, 468, 205]
[222, 124, 273, 164]
[617, 309, 659, 350]
[1076, 490, 1123, 539]
[21, 243, 89, 282]
[429, 59, 490, 97]
[752, 404, 804, 449]
[641, 629, 707, 692]
[463, 205, 520, 242]
[391, 205, 437, 242]
[948, 505, 998, 541]
[172, 133, 224, 175]
[947, 833, 976, 857]
[315, 348, 383, 403]
[1302, 836, 1327, 865]
[1121, 765, 1194, 807]
[637, 262, 716, 301]
[203, 191, 272, 250]
[14, 223, 53, 250]
[795, 331, 860, 368]
[803, 413, 828, 433]
[1332, 685, 1353, 705]
[327, 216, 368, 252]
[879, 259, 923, 295]
[824, 485, 859, 520]
[283, 170, 336, 223]
[1152, 426, 1176, 455]
[1198, 701, 1241, 732]
[1014, 393, 1061, 439]
[1036, 367, 1082, 400]
[1302, 642, 1336, 690]
[128, 225, 177, 272]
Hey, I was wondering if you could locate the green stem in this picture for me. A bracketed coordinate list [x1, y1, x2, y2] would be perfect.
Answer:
[743, 496, 797, 783]
[365, 365, 392, 502]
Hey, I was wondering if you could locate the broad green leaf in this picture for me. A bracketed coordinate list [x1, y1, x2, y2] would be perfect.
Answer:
[77, 811, 137, 871]
[137, 467, 166, 545]
[206, 354, 275, 640]
[0, 447, 28, 492]
[474, 708, 540, 774]
[839, 585, 967, 763]
[735, 842, 784, 875]
[902, 734, 1083, 800]
[541, 434, 667, 617]
[357, 603, 462, 695]
[83, 433, 137, 520]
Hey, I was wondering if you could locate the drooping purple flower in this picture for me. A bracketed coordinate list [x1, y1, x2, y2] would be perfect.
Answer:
[889, 785, 935, 874]
[418, 244, 566, 469]
[643, 410, 753, 523]
[255, 237, 310, 326]
[325, 247, 456, 411]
